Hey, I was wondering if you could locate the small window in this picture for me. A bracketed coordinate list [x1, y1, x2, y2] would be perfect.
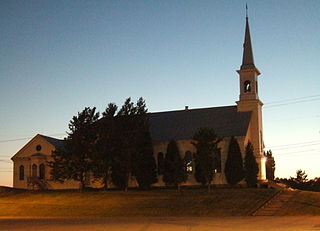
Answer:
[244, 80, 251, 93]
[39, 164, 45, 180]
[184, 151, 193, 173]
[19, 165, 24, 180]
[157, 152, 165, 175]
[36, 145, 42, 151]
[32, 164, 37, 177]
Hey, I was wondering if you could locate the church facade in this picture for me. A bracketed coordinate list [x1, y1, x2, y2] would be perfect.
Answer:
[11, 16, 266, 190]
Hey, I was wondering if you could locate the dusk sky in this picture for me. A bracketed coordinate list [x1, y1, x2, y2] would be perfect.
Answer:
[1, 0, 320, 187]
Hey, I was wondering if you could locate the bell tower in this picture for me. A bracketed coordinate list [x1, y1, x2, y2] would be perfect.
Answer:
[238, 15, 260, 101]
[236, 14, 266, 180]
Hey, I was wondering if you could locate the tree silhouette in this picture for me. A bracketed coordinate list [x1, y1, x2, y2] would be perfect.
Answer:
[225, 136, 244, 185]
[192, 128, 221, 191]
[163, 140, 187, 190]
[244, 142, 259, 187]
[49, 107, 100, 190]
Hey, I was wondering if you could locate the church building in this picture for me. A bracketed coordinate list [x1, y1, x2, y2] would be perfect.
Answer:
[11, 16, 266, 190]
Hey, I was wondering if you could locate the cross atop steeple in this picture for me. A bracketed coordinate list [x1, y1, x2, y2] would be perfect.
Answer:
[241, 14, 256, 70]
[246, 3, 248, 18]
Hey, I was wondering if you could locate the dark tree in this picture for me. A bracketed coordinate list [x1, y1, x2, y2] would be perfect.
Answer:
[244, 142, 259, 187]
[110, 97, 157, 190]
[92, 103, 118, 190]
[131, 98, 157, 190]
[49, 107, 100, 190]
[192, 128, 221, 191]
[265, 150, 275, 180]
[110, 98, 137, 190]
[163, 140, 187, 190]
[102, 103, 118, 118]
[133, 139, 157, 190]
[111, 151, 130, 190]
[225, 136, 244, 185]
[49, 97, 156, 191]
[294, 169, 308, 183]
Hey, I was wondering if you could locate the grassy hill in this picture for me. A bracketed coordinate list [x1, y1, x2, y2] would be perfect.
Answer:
[0, 187, 319, 217]
[277, 190, 320, 216]
[0, 187, 275, 217]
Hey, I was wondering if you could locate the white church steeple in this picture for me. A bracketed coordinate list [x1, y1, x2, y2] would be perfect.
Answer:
[237, 15, 261, 102]
[236, 11, 266, 181]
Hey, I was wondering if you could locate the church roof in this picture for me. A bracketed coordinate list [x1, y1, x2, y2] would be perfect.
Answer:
[39, 134, 64, 149]
[149, 105, 251, 142]
[241, 17, 256, 70]
[28, 106, 252, 147]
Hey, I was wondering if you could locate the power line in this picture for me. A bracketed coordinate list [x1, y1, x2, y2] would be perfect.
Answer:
[0, 94, 319, 144]
[276, 152, 320, 158]
[269, 143, 320, 151]
[267, 115, 320, 123]
[276, 148, 320, 156]
[265, 94, 320, 105]
[0, 137, 34, 143]
[264, 98, 320, 108]
[265, 140, 320, 150]
[0, 133, 66, 143]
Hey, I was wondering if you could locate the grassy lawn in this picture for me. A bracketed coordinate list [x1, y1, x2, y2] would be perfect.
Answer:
[278, 190, 320, 216]
[0, 187, 278, 217]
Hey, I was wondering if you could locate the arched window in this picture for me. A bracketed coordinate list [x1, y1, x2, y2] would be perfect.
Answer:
[157, 152, 165, 175]
[184, 151, 193, 173]
[32, 164, 37, 177]
[244, 80, 251, 93]
[19, 165, 24, 180]
[39, 164, 45, 180]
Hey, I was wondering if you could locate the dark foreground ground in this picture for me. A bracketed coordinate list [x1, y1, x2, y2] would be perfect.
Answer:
[1, 187, 320, 217]
[0, 188, 279, 217]
[0, 217, 320, 231]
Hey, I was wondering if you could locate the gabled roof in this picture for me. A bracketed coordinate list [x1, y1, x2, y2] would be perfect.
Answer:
[11, 134, 65, 160]
[39, 134, 65, 149]
[13, 105, 251, 157]
[149, 105, 251, 142]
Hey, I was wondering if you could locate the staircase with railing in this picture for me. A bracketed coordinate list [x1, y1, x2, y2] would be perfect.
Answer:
[27, 176, 47, 190]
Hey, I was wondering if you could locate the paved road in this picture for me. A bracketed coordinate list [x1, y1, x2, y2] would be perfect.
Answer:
[0, 217, 319, 231]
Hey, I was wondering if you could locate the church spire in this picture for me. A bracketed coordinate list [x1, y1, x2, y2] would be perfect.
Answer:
[236, 7, 265, 181]
[237, 8, 261, 102]
[241, 13, 255, 70]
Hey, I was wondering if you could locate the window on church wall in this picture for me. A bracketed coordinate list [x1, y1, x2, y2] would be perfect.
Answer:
[184, 151, 193, 173]
[39, 164, 45, 180]
[19, 165, 24, 180]
[157, 152, 165, 175]
[256, 81, 258, 93]
[32, 164, 37, 177]
[36, 145, 42, 152]
[244, 80, 251, 93]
